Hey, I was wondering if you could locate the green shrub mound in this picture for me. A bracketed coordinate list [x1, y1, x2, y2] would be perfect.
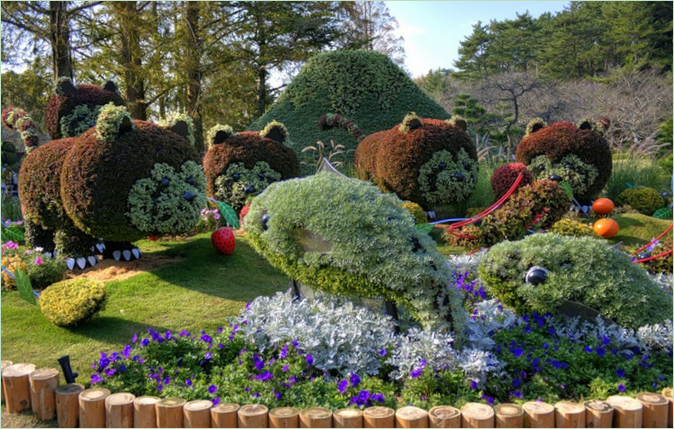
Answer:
[516, 120, 612, 202]
[618, 187, 665, 216]
[202, 124, 300, 211]
[19, 105, 205, 255]
[39, 278, 106, 327]
[45, 79, 125, 139]
[245, 172, 466, 333]
[550, 218, 596, 238]
[478, 233, 672, 329]
[248, 50, 449, 160]
[355, 117, 478, 215]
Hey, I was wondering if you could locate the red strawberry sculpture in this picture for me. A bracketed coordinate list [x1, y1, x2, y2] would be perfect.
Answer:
[211, 228, 236, 255]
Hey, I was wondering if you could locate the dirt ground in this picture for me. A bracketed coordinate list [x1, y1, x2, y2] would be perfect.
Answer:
[65, 254, 184, 282]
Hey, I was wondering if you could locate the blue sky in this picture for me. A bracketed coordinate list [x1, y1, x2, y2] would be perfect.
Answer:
[385, 1, 570, 77]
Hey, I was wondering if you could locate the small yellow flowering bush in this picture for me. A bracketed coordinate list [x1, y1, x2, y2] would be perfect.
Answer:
[39, 278, 106, 327]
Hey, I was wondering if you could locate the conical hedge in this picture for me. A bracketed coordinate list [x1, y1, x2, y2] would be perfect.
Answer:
[248, 50, 449, 167]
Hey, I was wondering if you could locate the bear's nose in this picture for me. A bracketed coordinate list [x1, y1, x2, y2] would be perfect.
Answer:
[182, 192, 196, 202]
[244, 185, 256, 194]
[549, 174, 561, 181]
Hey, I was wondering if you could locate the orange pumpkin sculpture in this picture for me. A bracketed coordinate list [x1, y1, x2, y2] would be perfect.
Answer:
[593, 218, 619, 238]
[592, 198, 614, 216]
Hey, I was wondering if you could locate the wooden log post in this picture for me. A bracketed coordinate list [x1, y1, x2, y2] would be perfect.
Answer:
[300, 407, 333, 428]
[55, 383, 84, 428]
[605, 396, 642, 429]
[105, 392, 135, 428]
[428, 406, 461, 428]
[637, 392, 668, 428]
[363, 406, 395, 428]
[269, 407, 300, 428]
[334, 408, 363, 428]
[2, 363, 35, 413]
[522, 401, 555, 428]
[133, 396, 160, 428]
[184, 399, 212, 428]
[29, 367, 59, 420]
[238, 404, 269, 428]
[663, 388, 673, 429]
[396, 406, 429, 428]
[460, 403, 494, 428]
[554, 401, 585, 428]
[493, 403, 523, 428]
[1, 360, 13, 404]
[583, 400, 613, 428]
[211, 403, 240, 428]
[79, 388, 111, 428]
[155, 397, 186, 428]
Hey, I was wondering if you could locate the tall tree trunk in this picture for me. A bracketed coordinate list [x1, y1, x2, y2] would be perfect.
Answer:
[184, 1, 204, 153]
[256, 65, 267, 118]
[49, 1, 73, 83]
[116, 1, 147, 120]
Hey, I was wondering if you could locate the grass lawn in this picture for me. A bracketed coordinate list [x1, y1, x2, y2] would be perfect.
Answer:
[1, 233, 288, 381]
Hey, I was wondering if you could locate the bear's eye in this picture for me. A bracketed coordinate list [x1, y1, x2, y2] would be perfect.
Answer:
[437, 162, 447, 171]
[462, 161, 469, 170]
[160, 178, 170, 188]
[525, 266, 549, 286]
[538, 165, 546, 171]
[258, 172, 266, 179]
[564, 163, 574, 170]
[232, 173, 241, 180]
[186, 177, 197, 186]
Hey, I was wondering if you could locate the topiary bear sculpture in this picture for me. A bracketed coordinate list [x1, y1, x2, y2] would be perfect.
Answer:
[19, 104, 206, 268]
[516, 118, 612, 203]
[353, 114, 478, 218]
[245, 172, 467, 333]
[46, 78, 126, 139]
[203, 121, 300, 212]
[478, 233, 672, 329]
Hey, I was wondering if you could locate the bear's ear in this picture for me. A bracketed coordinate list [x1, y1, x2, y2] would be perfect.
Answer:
[96, 103, 135, 142]
[56, 77, 76, 96]
[446, 115, 467, 132]
[103, 81, 118, 93]
[525, 118, 547, 136]
[171, 121, 190, 139]
[596, 116, 610, 134]
[160, 112, 196, 146]
[207, 124, 234, 147]
[399, 113, 422, 133]
[260, 120, 288, 144]
[577, 119, 593, 131]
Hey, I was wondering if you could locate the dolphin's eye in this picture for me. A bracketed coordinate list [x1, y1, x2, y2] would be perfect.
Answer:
[261, 214, 270, 231]
[525, 266, 549, 286]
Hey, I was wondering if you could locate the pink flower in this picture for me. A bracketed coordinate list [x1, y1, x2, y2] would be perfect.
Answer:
[34, 257, 44, 266]
[212, 212, 221, 220]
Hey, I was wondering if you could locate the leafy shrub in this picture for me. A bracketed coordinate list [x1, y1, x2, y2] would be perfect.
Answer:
[479, 233, 672, 328]
[246, 173, 466, 332]
[60, 104, 101, 138]
[1, 196, 22, 225]
[39, 278, 106, 327]
[605, 156, 668, 202]
[490, 163, 534, 199]
[617, 187, 665, 215]
[445, 180, 570, 248]
[550, 219, 596, 238]
[401, 201, 427, 224]
[26, 254, 67, 289]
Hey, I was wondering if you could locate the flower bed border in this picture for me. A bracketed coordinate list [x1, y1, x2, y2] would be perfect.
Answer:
[2, 360, 672, 428]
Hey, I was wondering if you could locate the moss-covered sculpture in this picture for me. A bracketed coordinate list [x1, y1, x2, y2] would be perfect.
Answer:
[19, 104, 205, 264]
[478, 233, 672, 329]
[46, 78, 126, 139]
[516, 119, 612, 203]
[354, 115, 478, 216]
[1, 106, 41, 153]
[202, 122, 299, 211]
[245, 172, 466, 332]
[248, 50, 449, 160]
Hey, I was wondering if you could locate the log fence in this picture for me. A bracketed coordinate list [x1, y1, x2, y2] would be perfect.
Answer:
[1, 362, 672, 428]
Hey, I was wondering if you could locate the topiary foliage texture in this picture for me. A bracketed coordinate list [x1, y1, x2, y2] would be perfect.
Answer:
[248, 50, 450, 160]
[516, 119, 612, 203]
[478, 233, 672, 329]
[202, 122, 300, 212]
[490, 162, 534, 199]
[245, 172, 467, 333]
[617, 187, 665, 216]
[19, 104, 205, 257]
[39, 278, 106, 327]
[355, 116, 478, 216]
[45, 79, 126, 139]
